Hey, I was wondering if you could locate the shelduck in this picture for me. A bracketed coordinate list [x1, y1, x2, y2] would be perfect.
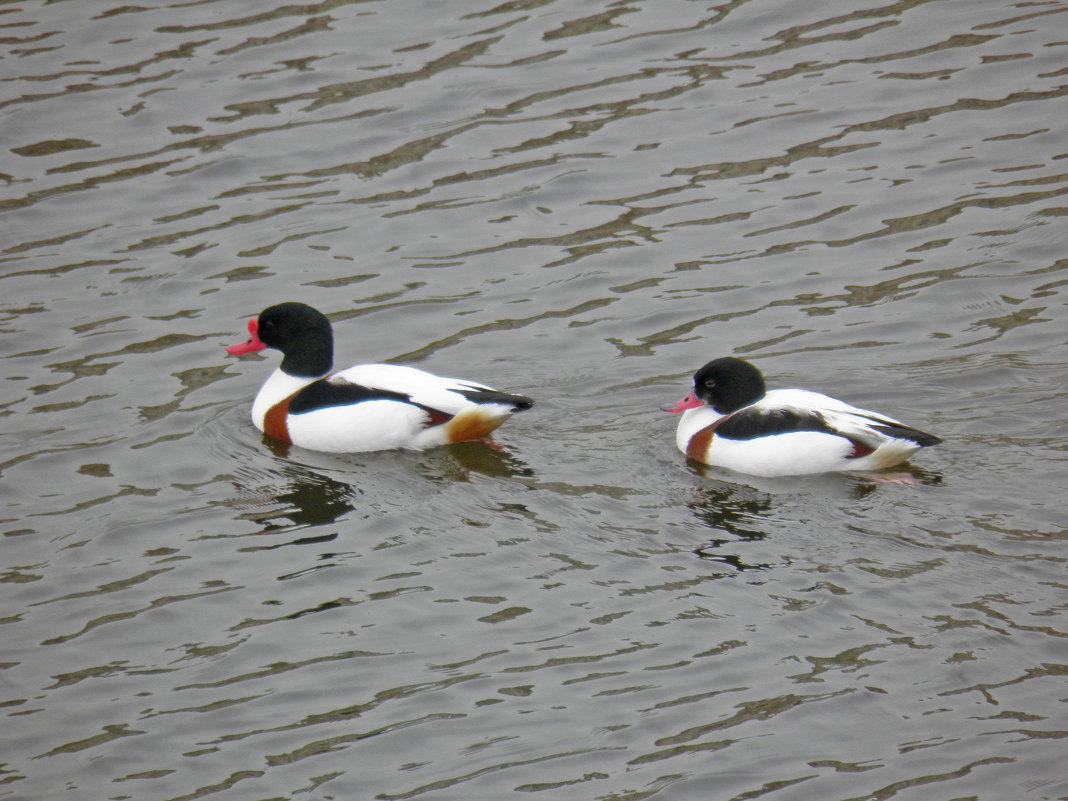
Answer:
[225, 302, 532, 452]
[665, 357, 940, 476]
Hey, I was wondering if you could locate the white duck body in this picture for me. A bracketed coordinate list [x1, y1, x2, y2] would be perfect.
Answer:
[251, 364, 523, 453]
[676, 389, 931, 476]
[229, 303, 532, 453]
[668, 358, 940, 477]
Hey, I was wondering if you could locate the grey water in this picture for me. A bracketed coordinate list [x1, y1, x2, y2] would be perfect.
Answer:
[2, 1, 1066, 800]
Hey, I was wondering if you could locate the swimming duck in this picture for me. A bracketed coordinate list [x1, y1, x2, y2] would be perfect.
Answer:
[225, 302, 532, 452]
[665, 357, 940, 476]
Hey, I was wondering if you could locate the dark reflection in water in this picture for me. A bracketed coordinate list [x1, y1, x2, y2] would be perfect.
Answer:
[228, 440, 535, 538]
[445, 441, 536, 480]
[683, 462, 946, 574]
[233, 468, 355, 533]
[684, 479, 777, 571]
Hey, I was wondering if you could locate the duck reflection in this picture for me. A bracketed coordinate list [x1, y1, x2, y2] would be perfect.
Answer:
[263, 434, 533, 482]
[684, 477, 776, 571]
[849, 463, 944, 496]
[443, 441, 535, 480]
[232, 439, 533, 541]
[235, 467, 356, 538]
[682, 461, 943, 569]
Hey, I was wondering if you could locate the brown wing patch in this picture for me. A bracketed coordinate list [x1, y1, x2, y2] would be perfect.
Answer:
[263, 395, 294, 444]
[847, 440, 874, 459]
[426, 409, 453, 427]
[445, 408, 507, 443]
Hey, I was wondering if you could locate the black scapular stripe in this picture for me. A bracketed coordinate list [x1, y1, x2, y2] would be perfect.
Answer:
[454, 387, 534, 410]
[288, 379, 532, 424]
[288, 379, 414, 415]
[717, 407, 941, 451]
[715, 408, 838, 441]
[866, 419, 942, 447]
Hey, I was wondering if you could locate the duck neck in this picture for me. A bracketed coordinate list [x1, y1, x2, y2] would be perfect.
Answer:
[280, 335, 333, 378]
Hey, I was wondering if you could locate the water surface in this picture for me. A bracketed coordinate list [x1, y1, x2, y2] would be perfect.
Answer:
[2, 1, 1066, 800]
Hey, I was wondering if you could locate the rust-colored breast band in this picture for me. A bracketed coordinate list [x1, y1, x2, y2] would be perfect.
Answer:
[686, 423, 718, 461]
[264, 395, 294, 445]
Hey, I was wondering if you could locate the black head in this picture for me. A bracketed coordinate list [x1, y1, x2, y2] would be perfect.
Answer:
[692, 357, 766, 413]
[256, 302, 334, 377]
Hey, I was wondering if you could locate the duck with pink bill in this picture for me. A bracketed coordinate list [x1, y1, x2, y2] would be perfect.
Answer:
[226, 302, 532, 453]
[665, 357, 940, 477]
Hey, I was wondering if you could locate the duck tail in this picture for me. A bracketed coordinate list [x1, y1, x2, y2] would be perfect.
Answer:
[457, 388, 533, 412]
[870, 422, 941, 447]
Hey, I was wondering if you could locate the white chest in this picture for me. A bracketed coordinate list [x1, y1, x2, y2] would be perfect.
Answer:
[250, 369, 315, 431]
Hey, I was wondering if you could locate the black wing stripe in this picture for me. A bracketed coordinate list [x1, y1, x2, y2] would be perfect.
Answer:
[869, 423, 942, 447]
[288, 379, 532, 424]
[715, 408, 837, 440]
[455, 387, 534, 410]
[288, 379, 411, 415]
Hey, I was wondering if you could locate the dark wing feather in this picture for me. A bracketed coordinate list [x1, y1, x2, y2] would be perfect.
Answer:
[454, 387, 533, 410]
[287, 376, 533, 429]
[287, 378, 453, 426]
[288, 378, 412, 415]
[715, 407, 838, 440]
[716, 406, 885, 459]
[864, 417, 942, 447]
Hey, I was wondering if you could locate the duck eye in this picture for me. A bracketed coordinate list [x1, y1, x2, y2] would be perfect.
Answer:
[703, 379, 716, 389]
